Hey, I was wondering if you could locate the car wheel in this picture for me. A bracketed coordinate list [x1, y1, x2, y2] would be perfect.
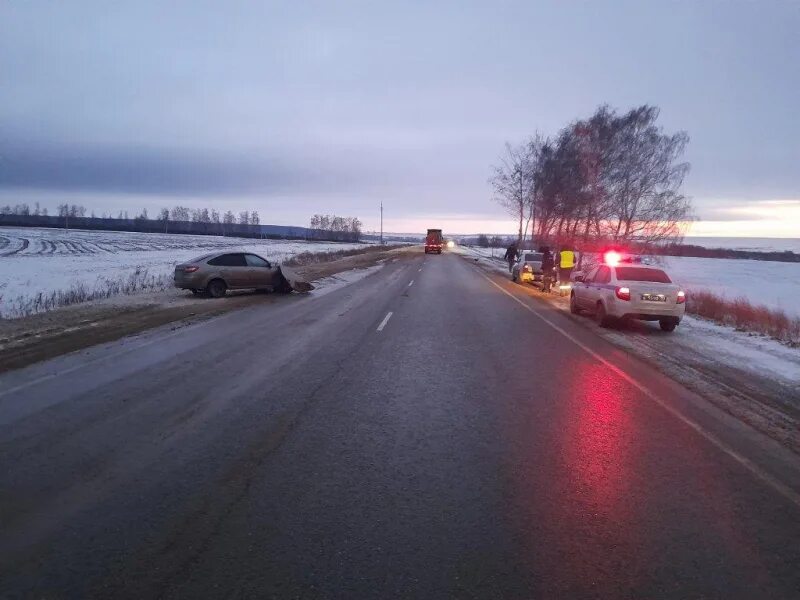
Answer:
[207, 278, 227, 298]
[596, 302, 612, 327]
[569, 293, 580, 314]
[659, 318, 678, 332]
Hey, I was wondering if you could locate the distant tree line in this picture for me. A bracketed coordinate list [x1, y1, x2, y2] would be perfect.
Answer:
[490, 104, 693, 251]
[476, 234, 505, 248]
[651, 243, 800, 263]
[1, 204, 363, 243]
[0, 202, 50, 216]
[309, 214, 362, 242]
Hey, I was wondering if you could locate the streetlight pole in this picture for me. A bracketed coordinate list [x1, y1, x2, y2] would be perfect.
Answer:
[380, 202, 383, 245]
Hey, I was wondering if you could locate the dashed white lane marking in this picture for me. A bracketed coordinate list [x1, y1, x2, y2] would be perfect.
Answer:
[408, 280, 414, 287]
[376, 312, 393, 332]
[479, 270, 800, 510]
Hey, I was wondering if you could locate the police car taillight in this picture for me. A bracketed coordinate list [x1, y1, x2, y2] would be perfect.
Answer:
[677, 290, 686, 304]
[615, 286, 631, 301]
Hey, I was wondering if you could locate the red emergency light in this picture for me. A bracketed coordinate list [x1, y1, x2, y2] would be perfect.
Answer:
[603, 250, 622, 266]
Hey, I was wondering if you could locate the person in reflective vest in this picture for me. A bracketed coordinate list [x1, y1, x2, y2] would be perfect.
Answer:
[557, 246, 576, 286]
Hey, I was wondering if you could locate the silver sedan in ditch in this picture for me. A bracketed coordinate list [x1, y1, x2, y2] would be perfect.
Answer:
[174, 251, 291, 297]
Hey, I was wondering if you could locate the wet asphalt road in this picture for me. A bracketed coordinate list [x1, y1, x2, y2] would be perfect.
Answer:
[1, 251, 799, 599]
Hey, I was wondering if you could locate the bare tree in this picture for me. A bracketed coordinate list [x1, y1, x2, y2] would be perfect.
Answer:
[489, 142, 537, 246]
[603, 106, 692, 247]
[170, 206, 190, 222]
[512, 104, 692, 249]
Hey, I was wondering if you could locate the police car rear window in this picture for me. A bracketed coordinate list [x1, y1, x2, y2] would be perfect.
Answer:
[615, 267, 672, 283]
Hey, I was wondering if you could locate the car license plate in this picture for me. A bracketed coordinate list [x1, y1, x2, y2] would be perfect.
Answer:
[641, 293, 666, 302]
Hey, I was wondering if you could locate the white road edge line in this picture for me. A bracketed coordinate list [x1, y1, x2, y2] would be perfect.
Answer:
[376, 312, 393, 332]
[408, 280, 414, 287]
[479, 270, 800, 509]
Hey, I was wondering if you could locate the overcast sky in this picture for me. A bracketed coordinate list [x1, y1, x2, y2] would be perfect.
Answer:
[1, 1, 798, 236]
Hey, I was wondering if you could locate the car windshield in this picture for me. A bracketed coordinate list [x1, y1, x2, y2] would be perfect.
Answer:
[615, 267, 672, 283]
[524, 253, 542, 262]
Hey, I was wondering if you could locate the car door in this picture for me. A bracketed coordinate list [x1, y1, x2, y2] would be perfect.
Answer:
[593, 266, 612, 309]
[576, 267, 597, 308]
[244, 253, 277, 288]
[207, 253, 248, 287]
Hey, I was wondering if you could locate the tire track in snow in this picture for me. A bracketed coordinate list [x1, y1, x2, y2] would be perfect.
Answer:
[1, 237, 29, 256]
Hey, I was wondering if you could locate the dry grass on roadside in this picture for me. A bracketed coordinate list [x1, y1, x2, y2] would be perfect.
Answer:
[0, 245, 411, 319]
[284, 244, 407, 266]
[1, 268, 172, 319]
[686, 289, 800, 345]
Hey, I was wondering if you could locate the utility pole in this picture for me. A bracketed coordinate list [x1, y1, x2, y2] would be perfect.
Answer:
[380, 202, 383, 245]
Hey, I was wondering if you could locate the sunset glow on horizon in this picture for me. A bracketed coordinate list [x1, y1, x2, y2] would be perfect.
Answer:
[378, 200, 800, 238]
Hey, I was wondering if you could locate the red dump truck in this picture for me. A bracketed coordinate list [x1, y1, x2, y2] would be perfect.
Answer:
[425, 229, 444, 254]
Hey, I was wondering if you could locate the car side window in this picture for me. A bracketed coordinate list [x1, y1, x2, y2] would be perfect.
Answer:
[208, 253, 247, 267]
[596, 266, 611, 284]
[583, 267, 598, 283]
[245, 254, 270, 268]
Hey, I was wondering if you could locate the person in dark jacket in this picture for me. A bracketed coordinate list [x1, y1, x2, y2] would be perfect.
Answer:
[504, 242, 519, 272]
[540, 246, 555, 292]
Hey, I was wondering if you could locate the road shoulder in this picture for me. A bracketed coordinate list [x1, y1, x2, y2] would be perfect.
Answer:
[459, 248, 800, 456]
[0, 246, 416, 374]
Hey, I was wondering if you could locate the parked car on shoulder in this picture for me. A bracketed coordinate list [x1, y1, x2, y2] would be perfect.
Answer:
[569, 263, 686, 331]
[174, 252, 291, 297]
[511, 251, 543, 284]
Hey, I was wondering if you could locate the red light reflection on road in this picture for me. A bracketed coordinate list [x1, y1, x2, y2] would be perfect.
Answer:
[565, 361, 633, 516]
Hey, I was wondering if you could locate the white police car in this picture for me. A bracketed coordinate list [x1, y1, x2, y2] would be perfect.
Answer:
[570, 252, 686, 331]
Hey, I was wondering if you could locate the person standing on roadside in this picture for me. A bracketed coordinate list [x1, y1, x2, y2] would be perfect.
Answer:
[540, 246, 555, 292]
[504, 241, 519, 273]
[557, 244, 576, 286]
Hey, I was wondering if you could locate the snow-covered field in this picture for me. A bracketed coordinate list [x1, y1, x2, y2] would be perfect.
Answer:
[0, 227, 367, 318]
[684, 236, 800, 253]
[661, 256, 800, 318]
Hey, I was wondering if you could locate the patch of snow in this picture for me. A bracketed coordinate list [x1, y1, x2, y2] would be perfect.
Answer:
[455, 246, 511, 276]
[309, 263, 386, 298]
[677, 316, 800, 384]
[661, 256, 800, 318]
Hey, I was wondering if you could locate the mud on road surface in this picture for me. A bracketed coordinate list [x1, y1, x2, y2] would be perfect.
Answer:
[0, 246, 418, 374]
